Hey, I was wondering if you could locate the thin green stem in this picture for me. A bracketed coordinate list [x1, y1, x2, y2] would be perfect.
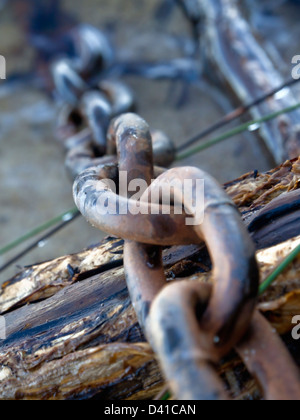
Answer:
[0, 207, 79, 256]
[176, 102, 300, 161]
[161, 391, 171, 401]
[177, 78, 300, 153]
[259, 243, 300, 295]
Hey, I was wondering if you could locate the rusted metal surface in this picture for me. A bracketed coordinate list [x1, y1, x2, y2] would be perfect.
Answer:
[113, 113, 166, 341]
[144, 167, 258, 359]
[237, 311, 300, 401]
[72, 111, 300, 399]
[151, 285, 300, 400]
[73, 113, 259, 356]
[150, 281, 230, 400]
[110, 113, 257, 370]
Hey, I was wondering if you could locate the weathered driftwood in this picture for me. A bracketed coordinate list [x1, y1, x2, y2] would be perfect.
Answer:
[189, 0, 300, 163]
[0, 158, 300, 400]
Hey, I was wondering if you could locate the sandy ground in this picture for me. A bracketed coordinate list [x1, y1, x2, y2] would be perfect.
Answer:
[0, 0, 298, 282]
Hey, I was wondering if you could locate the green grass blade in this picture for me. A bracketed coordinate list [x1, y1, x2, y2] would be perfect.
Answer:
[176, 102, 300, 161]
[0, 207, 79, 256]
[259, 243, 300, 295]
[161, 391, 171, 401]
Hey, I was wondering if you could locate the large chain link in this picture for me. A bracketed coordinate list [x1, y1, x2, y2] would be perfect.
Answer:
[52, 25, 300, 400]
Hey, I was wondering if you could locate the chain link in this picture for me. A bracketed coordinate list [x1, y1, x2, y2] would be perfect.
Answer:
[52, 24, 300, 400]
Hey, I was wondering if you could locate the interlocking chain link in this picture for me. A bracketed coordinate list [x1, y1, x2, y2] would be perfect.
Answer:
[52, 25, 300, 400]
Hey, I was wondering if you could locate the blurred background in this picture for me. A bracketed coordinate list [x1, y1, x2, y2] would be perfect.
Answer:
[0, 0, 300, 282]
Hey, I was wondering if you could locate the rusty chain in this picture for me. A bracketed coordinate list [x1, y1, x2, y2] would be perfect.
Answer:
[52, 24, 300, 400]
